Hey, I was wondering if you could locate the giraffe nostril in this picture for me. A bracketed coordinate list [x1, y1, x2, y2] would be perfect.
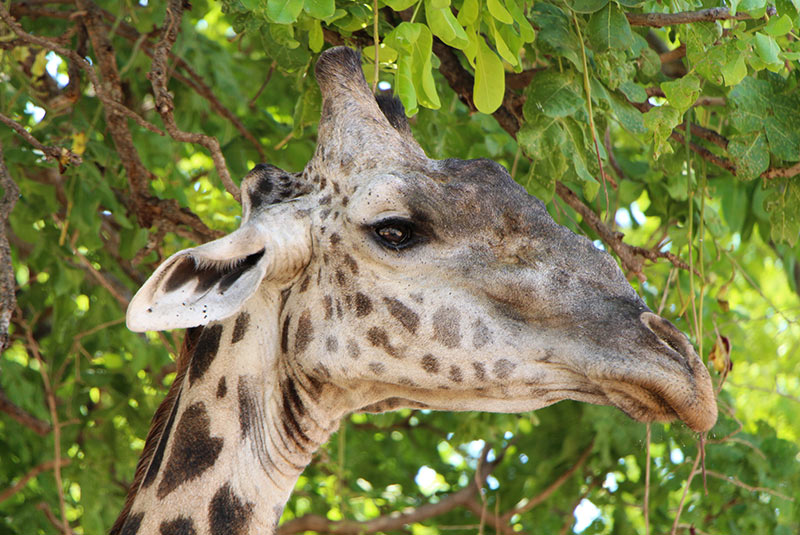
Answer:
[639, 312, 695, 364]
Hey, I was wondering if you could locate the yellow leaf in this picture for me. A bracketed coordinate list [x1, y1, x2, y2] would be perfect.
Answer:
[708, 334, 731, 373]
[32, 50, 48, 78]
[72, 132, 87, 156]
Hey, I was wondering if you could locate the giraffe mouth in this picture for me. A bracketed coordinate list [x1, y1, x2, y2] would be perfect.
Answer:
[598, 367, 716, 432]
[601, 382, 680, 425]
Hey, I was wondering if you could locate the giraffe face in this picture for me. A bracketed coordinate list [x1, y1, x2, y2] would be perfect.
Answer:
[127, 47, 716, 433]
[280, 140, 715, 432]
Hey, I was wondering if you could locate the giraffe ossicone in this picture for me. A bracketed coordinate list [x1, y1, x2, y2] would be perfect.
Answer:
[115, 46, 717, 535]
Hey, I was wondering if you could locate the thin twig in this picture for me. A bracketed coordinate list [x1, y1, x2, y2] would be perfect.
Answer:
[0, 387, 52, 436]
[695, 470, 795, 501]
[504, 441, 594, 519]
[0, 459, 70, 503]
[0, 113, 81, 167]
[670, 448, 702, 535]
[626, 6, 776, 27]
[644, 424, 651, 535]
[24, 323, 69, 534]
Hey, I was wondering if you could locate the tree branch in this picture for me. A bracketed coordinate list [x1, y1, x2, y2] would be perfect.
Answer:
[0, 142, 20, 351]
[0, 459, 71, 504]
[0, 112, 82, 168]
[279, 443, 507, 534]
[503, 441, 593, 520]
[0, 386, 51, 436]
[148, 0, 240, 202]
[627, 6, 776, 28]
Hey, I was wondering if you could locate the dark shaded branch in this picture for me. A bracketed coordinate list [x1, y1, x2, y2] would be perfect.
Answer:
[0, 112, 81, 168]
[762, 161, 800, 179]
[279, 443, 506, 534]
[627, 6, 776, 27]
[0, 142, 20, 351]
[503, 441, 593, 520]
[669, 131, 736, 174]
[0, 459, 70, 504]
[0, 387, 51, 436]
[148, 0, 240, 202]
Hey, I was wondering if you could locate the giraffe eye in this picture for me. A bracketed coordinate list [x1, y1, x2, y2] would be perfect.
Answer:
[373, 219, 414, 250]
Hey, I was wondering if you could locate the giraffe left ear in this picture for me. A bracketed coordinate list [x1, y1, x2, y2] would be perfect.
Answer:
[127, 206, 312, 332]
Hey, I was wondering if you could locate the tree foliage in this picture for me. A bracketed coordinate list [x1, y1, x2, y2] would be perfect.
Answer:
[1, 0, 799, 534]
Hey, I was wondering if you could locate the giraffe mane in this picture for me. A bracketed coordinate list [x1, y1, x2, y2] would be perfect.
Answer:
[109, 327, 202, 535]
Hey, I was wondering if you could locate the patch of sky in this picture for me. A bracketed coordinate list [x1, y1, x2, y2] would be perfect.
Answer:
[503, 431, 513, 439]
[593, 240, 605, 251]
[378, 81, 392, 91]
[670, 447, 684, 464]
[465, 439, 485, 458]
[415, 466, 449, 496]
[196, 19, 209, 31]
[486, 475, 499, 490]
[25, 101, 45, 123]
[602, 473, 618, 492]
[573, 498, 601, 533]
[139, 0, 148, 6]
[46, 52, 69, 88]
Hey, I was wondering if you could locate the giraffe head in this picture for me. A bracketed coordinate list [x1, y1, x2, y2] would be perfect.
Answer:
[128, 47, 717, 433]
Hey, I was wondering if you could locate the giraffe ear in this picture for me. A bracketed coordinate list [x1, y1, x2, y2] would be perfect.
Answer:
[127, 209, 312, 332]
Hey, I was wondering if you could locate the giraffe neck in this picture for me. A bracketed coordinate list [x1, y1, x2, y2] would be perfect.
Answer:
[114, 294, 343, 535]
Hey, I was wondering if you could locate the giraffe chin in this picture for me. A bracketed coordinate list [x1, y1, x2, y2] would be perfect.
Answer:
[600, 379, 716, 433]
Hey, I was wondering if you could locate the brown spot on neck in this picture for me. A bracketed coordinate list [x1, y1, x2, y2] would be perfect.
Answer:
[189, 325, 224, 385]
[231, 312, 250, 344]
[209, 483, 254, 535]
[294, 311, 314, 353]
[157, 401, 224, 499]
[159, 516, 196, 535]
[216, 376, 227, 399]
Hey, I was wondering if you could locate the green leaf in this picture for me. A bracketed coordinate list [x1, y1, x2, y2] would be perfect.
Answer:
[739, 0, 768, 14]
[457, 0, 479, 25]
[505, 0, 535, 42]
[642, 105, 681, 158]
[721, 52, 748, 86]
[267, 0, 304, 23]
[383, 0, 418, 9]
[765, 178, 800, 246]
[729, 131, 770, 180]
[487, 16, 518, 66]
[523, 71, 583, 118]
[660, 74, 701, 115]
[385, 23, 440, 112]
[729, 76, 772, 133]
[304, 0, 335, 18]
[486, 0, 514, 24]
[531, 3, 582, 68]
[307, 18, 323, 52]
[618, 81, 647, 103]
[473, 39, 505, 113]
[607, 92, 647, 134]
[586, 3, 633, 51]
[765, 115, 800, 162]
[518, 115, 567, 201]
[764, 14, 793, 36]
[753, 32, 782, 70]
[568, 0, 608, 13]
[426, 0, 469, 49]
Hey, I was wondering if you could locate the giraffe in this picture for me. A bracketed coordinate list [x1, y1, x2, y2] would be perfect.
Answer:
[113, 46, 717, 535]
